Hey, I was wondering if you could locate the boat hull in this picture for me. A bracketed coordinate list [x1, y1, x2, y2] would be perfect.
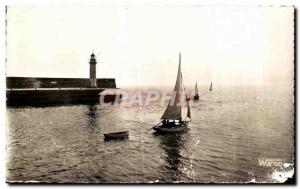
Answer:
[153, 121, 189, 133]
[104, 131, 129, 140]
[193, 95, 199, 101]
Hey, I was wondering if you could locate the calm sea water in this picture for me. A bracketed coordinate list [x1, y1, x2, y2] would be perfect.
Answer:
[6, 86, 294, 183]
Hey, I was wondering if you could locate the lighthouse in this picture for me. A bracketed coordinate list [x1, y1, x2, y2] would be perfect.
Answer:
[89, 53, 97, 87]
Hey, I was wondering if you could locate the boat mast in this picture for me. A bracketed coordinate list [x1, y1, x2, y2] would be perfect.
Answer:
[177, 53, 182, 118]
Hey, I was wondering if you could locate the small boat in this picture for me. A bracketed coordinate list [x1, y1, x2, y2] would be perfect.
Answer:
[104, 131, 129, 140]
[209, 82, 212, 91]
[193, 82, 199, 101]
[153, 53, 191, 134]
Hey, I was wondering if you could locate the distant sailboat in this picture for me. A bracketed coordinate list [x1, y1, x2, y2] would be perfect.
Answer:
[153, 53, 191, 133]
[193, 82, 199, 101]
[209, 82, 212, 91]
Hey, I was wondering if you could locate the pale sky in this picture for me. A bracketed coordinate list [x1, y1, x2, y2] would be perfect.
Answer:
[6, 6, 294, 87]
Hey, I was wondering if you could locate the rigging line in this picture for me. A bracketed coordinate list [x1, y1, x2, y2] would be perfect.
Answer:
[181, 73, 191, 107]
[181, 73, 189, 98]
[181, 73, 191, 121]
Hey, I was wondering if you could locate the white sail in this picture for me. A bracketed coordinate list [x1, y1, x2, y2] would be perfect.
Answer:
[161, 53, 182, 120]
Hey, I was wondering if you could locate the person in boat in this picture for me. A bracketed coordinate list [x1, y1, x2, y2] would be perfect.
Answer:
[179, 117, 182, 123]
[162, 119, 170, 127]
[162, 119, 166, 125]
[163, 120, 171, 127]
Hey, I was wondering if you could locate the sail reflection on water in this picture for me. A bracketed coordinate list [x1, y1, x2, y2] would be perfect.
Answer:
[157, 133, 194, 182]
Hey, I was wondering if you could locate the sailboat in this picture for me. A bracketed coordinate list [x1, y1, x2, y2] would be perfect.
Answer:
[153, 53, 191, 133]
[193, 82, 200, 101]
[209, 82, 212, 91]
